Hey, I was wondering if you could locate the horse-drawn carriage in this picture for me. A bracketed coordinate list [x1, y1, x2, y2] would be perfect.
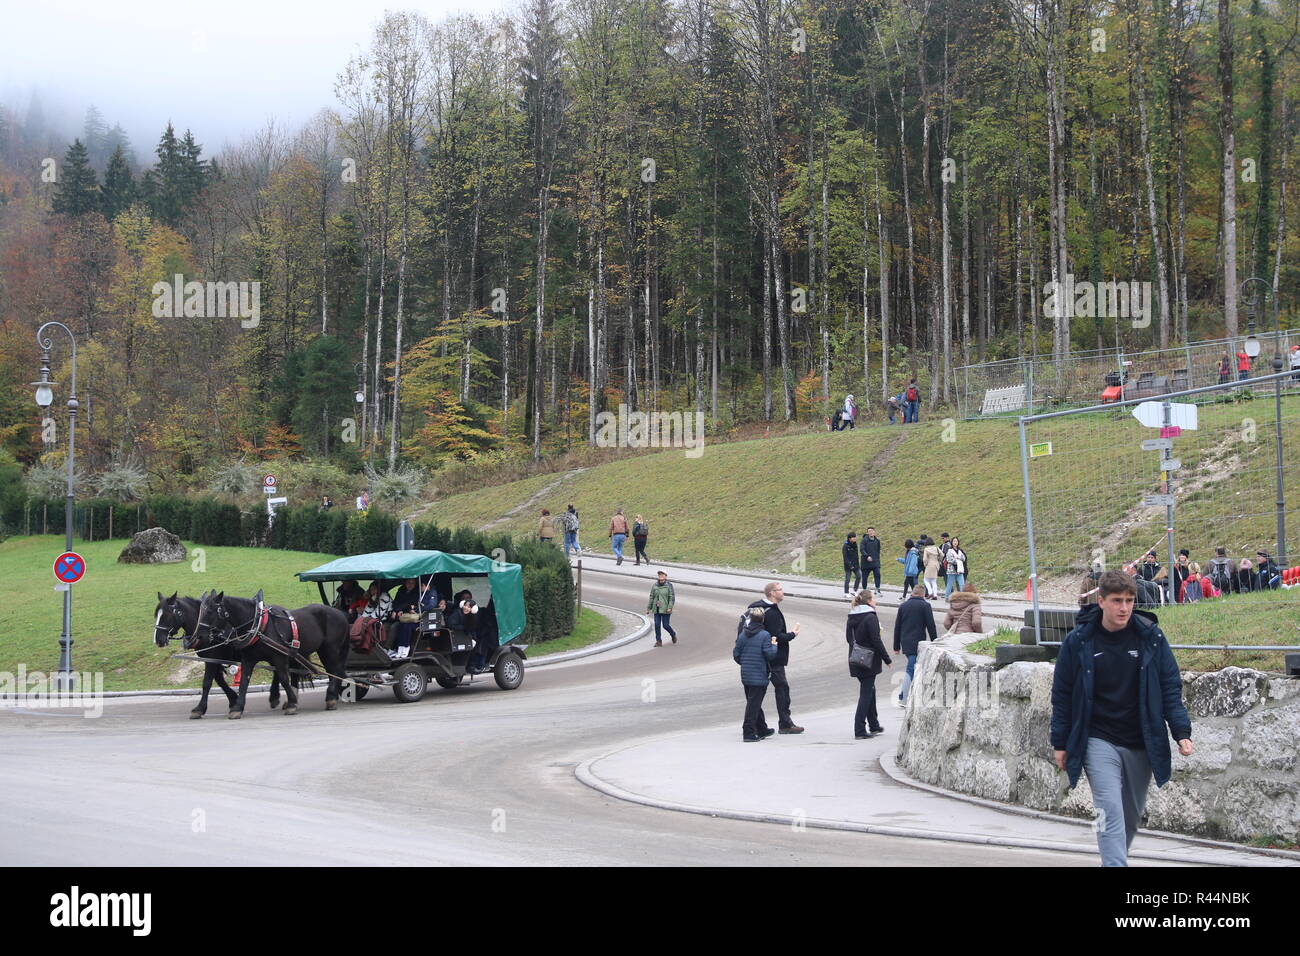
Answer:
[153, 548, 528, 718]
[297, 549, 528, 702]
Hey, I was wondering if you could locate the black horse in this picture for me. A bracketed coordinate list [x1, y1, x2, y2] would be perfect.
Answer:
[195, 590, 349, 719]
[152, 592, 286, 717]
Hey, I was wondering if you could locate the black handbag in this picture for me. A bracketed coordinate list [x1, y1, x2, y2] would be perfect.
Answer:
[848, 642, 875, 670]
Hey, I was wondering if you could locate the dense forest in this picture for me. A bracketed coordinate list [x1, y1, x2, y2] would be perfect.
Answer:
[1, 0, 1298, 489]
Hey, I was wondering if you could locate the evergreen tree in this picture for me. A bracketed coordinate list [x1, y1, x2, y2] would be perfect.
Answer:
[83, 105, 109, 170]
[51, 139, 101, 217]
[101, 145, 135, 221]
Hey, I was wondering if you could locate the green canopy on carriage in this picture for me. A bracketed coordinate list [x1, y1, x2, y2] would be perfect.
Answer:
[295, 550, 526, 642]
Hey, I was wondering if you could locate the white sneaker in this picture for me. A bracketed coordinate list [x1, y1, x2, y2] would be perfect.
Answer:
[393, 646, 409, 660]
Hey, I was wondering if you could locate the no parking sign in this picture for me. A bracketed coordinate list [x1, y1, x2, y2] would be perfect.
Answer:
[54, 551, 85, 585]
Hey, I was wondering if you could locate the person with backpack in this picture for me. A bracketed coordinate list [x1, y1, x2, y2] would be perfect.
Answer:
[560, 505, 581, 556]
[1207, 547, 1233, 595]
[1179, 564, 1206, 603]
[904, 377, 921, 423]
[746, 582, 804, 734]
[896, 539, 921, 598]
[632, 514, 650, 565]
[860, 527, 882, 594]
[842, 531, 861, 596]
[646, 570, 677, 646]
[847, 589, 891, 739]
[1051, 570, 1194, 866]
[734, 607, 778, 742]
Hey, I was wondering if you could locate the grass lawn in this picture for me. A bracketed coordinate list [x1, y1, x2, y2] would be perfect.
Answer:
[963, 590, 1300, 671]
[0, 535, 341, 690]
[528, 605, 614, 657]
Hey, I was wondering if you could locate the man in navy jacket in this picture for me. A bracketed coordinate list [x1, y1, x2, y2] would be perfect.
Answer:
[1051, 571, 1193, 866]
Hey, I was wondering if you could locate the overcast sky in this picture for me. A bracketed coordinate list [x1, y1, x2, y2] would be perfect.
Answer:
[1, 0, 513, 156]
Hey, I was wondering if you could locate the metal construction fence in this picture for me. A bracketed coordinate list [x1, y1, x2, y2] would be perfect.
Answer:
[1017, 370, 1300, 664]
[959, 328, 1300, 419]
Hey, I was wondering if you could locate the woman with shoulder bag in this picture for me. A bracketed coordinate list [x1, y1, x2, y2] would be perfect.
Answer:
[847, 590, 892, 739]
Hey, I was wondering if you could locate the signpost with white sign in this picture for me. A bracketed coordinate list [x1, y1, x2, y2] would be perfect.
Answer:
[1134, 400, 1186, 586]
[263, 474, 278, 495]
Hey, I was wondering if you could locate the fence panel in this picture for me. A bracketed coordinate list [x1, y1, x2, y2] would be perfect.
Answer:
[1019, 370, 1300, 670]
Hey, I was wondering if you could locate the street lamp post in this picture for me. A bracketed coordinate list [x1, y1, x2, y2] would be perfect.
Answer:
[1240, 278, 1288, 566]
[33, 321, 78, 692]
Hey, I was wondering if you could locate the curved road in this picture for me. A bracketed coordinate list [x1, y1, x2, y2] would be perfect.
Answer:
[0, 573, 1094, 866]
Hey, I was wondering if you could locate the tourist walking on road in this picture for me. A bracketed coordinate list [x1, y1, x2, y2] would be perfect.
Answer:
[860, 527, 882, 594]
[609, 508, 630, 565]
[1051, 571, 1193, 867]
[746, 582, 804, 733]
[647, 570, 677, 646]
[897, 539, 920, 597]
[538, 508, 556, 544]
[921, 537, 942, 599]
[734, 607, 778, 742]
[842, 531, 861, 596]
[847, 590, 891, 739]
[943, 581, 983, 634]
[632, 514, 650, 565]
[892, 584, 937, 706]
[943, 537, 968, 598]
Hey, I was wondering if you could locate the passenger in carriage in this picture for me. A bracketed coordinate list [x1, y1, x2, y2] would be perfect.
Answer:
[335, 579, 367, 622]
[390, 578, 422, 659]
[359, 581, 392, 620]
[446, 590, 480, 633]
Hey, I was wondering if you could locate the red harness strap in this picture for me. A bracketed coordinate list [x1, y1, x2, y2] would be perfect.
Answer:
[260, 608, 300, 649]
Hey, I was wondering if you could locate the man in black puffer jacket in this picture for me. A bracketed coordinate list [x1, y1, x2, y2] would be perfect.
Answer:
[745, 582, 804, 733]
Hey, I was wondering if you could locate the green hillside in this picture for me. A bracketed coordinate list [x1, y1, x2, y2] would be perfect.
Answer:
[422, 397, 1300, 598]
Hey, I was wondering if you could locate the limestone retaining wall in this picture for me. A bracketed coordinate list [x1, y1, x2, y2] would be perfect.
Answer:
[895, 635, 1300, 842]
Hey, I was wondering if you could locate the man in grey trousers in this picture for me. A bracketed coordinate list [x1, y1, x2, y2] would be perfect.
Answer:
[1050, 570, 1194, 866]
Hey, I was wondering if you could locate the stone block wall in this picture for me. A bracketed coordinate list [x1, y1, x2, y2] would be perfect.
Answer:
[895, 635, 1300, 842]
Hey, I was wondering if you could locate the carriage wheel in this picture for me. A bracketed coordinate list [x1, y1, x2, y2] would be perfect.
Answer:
[434, 675, 462, 690]
[392, 664, 427, 703]
[493, 653, 524, 691]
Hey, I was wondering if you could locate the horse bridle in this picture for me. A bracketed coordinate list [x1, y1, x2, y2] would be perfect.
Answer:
[153, 602, 183, 645]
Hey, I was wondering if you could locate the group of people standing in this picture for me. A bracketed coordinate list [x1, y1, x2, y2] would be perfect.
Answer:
[828, 377, 924, 430]
[845, 530, 970, 601]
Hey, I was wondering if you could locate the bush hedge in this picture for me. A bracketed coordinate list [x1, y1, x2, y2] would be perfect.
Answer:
[2, 488, 578, 640]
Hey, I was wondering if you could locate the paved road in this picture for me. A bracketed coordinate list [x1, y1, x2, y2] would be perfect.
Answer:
[0, 574, 1120, 866]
